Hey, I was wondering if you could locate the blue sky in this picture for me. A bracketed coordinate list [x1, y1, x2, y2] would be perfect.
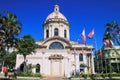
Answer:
[0, 0, 120, 50]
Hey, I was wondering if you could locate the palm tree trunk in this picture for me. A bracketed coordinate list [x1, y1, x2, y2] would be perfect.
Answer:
[23, 55, 26, 72]
[1, 60, 4, 73]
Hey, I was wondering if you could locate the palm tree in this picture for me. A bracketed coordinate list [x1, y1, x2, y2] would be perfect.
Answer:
[104, 21, 117, 40]
[0, 11, 22, 52]
[0, 11, 22, 68]
[17, 35, 38, 72]
[103, 21, 120, 56]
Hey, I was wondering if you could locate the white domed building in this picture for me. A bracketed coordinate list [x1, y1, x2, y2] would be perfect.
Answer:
[16, 5, 95, 76]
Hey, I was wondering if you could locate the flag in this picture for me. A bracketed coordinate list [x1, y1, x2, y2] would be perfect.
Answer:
[99, 50, 102, 58]
[88, 29, 94, 39]
[117, 30, 120, 35]
[81, 28, 86, 43]
[117, 30, 120, 45]
[103, 39, 113, 48]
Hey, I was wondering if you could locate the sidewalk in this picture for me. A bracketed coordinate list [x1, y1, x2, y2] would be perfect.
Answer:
[0, 73, 4, 78]
[18, 76, 66, 80]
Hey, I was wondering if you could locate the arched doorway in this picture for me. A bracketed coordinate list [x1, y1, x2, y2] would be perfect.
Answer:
[36, 64, 40, 73]
[20, 63, 24, 72]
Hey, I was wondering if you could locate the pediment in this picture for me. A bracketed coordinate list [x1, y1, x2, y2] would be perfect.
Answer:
[49, 54, 63, 60]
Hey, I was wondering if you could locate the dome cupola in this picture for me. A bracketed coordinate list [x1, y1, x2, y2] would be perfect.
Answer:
[44, 5, 69, 25]
[43, 5, 70, 40]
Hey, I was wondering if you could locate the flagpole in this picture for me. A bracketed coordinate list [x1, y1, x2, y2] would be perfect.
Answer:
[87, 28, 97, 74]
[91, 49, 95, 74]
[84, 27, 88, 74]
[94, 32, 98, 50]
[93, 29, 99, 73]
[93, 29, 101, 80]
[81, 27, 88, 73]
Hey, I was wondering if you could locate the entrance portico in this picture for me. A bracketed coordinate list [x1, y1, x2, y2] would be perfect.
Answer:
[49, 54, 63, 76]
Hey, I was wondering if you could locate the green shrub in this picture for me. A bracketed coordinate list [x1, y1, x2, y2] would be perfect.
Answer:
[90, 74, 96, 79]
[17, 72, 42, 77]
[108, 73, 112, 79]
[71, 73, 120, 78]
[0, 78, 12, 80]
[70, 75, 80, 78]
[116, 73, 120, 77]
[82, 74, 87, 79]
[101, 74, 106, 78]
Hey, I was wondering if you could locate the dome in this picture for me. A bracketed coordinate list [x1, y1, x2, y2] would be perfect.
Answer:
[46, 5, 68, 21]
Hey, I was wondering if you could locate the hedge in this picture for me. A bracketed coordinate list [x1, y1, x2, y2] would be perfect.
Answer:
[71, 73, 120, 78]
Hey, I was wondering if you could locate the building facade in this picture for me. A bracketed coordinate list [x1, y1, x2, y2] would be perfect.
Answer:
[16, 5, 95, 76]
[102, 46, 120, 73]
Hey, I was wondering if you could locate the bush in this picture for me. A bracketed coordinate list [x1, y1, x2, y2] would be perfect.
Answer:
[71, 73, 120, 79]
[0, 78, 12, 80]
[17, 72, 42, 77]
[101, 74, 106, 78]
[90, 74, 95, 79]
[108, 73, 112, 79]
[82, 74, 87, 79]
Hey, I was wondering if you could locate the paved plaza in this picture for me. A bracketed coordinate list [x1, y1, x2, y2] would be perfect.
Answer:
[42, 76, 67, 80]
[18, 76, 68, 80]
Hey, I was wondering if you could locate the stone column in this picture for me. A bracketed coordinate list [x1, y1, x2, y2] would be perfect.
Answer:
[83, 54, 87, 73]
[59, 60, 62, 76]
[42, 52, 45, 74]
[65, 58, 67, 76]
[50, 60, 53, 76]
[50, 25, 52, 37]
[91, 52, 95, 74]
[44, 27, 46, 39]
[88, 55, 91, 73]
[67, 58, 69, 76]
[67, 29, 69, 40]
[76, 54, 80, 73]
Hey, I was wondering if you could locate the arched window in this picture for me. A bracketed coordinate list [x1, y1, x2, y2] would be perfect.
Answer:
[36, 64, 40, 73]
[46, 30, 49, 38]
[64, 30, 67, 38]
[49, 42, 64, 49]
[54, 28, 59, 36]
[79, 54, 83, 61]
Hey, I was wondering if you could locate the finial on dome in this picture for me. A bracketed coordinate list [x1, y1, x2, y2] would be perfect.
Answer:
[54, 5, 59, 12]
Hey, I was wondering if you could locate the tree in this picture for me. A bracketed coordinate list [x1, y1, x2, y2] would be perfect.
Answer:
[4, 51, 17, 69]
[0, 11, 22, 67]
[103, 21, 120, 73]
[17, 35, 38, 72]
[103, 21, 120, 56]
[0, 11, 22, 48]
